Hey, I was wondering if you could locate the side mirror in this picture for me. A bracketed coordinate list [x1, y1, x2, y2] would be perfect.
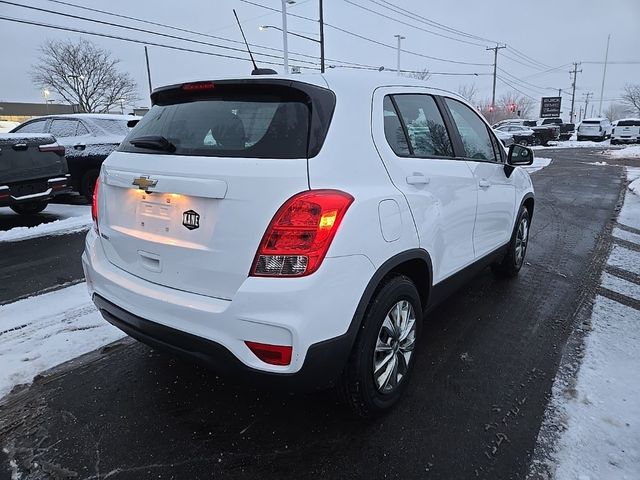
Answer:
[507, 144, 534, 166]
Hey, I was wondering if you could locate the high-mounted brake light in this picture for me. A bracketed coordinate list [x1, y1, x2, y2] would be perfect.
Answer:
[91, 180, 99, 231]
[245, 341, 292, 366]
[250, 190, 354, 277]
[181, 81, 215, 91]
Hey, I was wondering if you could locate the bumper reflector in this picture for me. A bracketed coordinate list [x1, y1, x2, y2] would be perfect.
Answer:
[245, 341, 292, 366]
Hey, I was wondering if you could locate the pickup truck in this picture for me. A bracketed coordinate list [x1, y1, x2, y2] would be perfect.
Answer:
[0, 133, 69, 214]
[539, 118, 575, 141]
[493, 119, 560, 146]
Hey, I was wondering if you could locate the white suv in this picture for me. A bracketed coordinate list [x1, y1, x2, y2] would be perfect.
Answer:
[577, 117, 612, 141]
[83, 73, 535, 415]
[611, 118, 640, 145]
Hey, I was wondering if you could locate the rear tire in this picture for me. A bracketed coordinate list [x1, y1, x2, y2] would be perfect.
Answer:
[492, 206, 530, 278]
[10, 201, 48, 215]
[518, 138, 529, 146]
[337, 275, 422, 417]
[80, 169, 99, 203]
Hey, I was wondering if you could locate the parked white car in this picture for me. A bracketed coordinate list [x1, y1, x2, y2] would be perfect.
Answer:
[577, 117, 612, 141]
[611, 118, 640, 145]
[83, 73, 535, 415]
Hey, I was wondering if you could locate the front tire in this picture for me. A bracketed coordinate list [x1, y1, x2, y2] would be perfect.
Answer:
[492, 206, 530, 278]
[338, 275, 422, 417]
[10, 201, 48, 215]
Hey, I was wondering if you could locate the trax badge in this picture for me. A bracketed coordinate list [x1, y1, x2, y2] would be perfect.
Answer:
[182, 210, 200, 230]
[132, 175, 158, 192]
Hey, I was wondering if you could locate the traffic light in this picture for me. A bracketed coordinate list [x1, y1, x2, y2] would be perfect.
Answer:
[508, 103, 517, 113]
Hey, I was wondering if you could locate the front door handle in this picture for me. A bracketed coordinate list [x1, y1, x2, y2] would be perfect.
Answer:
[74, 143, 86, 151]
[406, 174, 430, 185]
[478, 179, 491, 189]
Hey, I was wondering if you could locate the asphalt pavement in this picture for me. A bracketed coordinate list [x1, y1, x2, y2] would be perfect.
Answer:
[0, 148, 631, 479]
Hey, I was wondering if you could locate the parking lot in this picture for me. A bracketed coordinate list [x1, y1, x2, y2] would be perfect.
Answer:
[1, 145, 638, 479]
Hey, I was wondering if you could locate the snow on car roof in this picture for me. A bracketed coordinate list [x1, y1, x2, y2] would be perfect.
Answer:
[582, 117, 608, 122]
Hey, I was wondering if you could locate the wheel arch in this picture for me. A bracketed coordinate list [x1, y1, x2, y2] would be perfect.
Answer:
[347, 249, 433, 341]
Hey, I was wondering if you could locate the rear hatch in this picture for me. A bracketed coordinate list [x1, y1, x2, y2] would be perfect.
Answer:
[0, 133, 66, 185]
[579, 120, 602, 135]
[98, 79, 335, 300]
[615, 119, 640, 137]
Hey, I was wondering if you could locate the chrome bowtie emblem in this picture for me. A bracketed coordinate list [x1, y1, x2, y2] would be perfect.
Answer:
[132, 175, 158, 192]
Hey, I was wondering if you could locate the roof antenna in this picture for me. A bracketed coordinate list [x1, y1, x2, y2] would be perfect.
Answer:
[233, 9, 277, 76]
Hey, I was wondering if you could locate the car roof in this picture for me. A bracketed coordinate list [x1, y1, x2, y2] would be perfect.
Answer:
[616, 117, 640, 122]
[153, 70, 468, 102]
[582, 117, 608, 121]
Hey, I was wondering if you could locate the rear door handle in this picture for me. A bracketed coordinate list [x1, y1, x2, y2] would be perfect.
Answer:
[406, 174, 430, 185]
[74, 143, 86, 150]
[478, 179, 491, 189]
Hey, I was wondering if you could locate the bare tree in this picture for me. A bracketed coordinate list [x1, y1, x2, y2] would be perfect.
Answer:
[456, 84, 478, 104]
[498, 91, 534, 119]
[603, 103, 630, 122]
[404, 68, 431, 81]
[621, 84, 640, 116]
[32, 38, 138, 113]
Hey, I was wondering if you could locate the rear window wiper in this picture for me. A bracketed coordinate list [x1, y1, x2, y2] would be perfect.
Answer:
[129, 135, 176, 153]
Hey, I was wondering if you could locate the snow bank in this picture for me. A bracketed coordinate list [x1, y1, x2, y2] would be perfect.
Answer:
[0, 283, 125, 399]
[0, 204, 91, 242]
[523, 156, 552, 174]
[607, 145, 640, 159]
[552, 295, 640, 480]
[532, 139, 609, 150]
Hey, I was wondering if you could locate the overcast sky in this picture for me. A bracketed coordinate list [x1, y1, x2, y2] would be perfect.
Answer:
[1, 0, 639, 118]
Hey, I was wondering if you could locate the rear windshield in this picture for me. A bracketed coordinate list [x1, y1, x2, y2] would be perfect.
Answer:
[582, 120, 601, 125]
[523, 120, 537, 127]
[617, 120, 640, 127]
[119, 82, 335, 159]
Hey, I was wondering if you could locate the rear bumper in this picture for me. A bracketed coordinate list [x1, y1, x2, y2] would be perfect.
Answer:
[82, 228, 375, 387]
[0, 175, 69, 207]
[611, 136, 639, 143]
[93, 293, 354, 390]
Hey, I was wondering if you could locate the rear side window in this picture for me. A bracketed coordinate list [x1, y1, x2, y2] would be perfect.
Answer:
[386, 94, 454, 157]
[120, 82, 335, 159]
[50, 119, 80, 137]
[383, 96, 410, 156]
[445, 98, 497, 162]
[618, 120, 640, 127]
[14, 120, 47, 134]
[92, 119, 129, 136]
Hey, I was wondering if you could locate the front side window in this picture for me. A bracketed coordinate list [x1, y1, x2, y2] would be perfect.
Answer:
[391, 94, 454, 157]
[445, 98, 497, 162]
[15, 120, 47, 134]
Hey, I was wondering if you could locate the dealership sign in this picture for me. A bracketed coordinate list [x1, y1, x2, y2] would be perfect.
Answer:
[540, 97, 562, 118]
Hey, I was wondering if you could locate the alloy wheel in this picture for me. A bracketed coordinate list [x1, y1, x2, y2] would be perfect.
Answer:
[373, 300, 417, 393]
[515, 216, 529, 266]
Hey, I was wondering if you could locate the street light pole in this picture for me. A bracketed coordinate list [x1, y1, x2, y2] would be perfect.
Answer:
[394, 34, 405, 75]
[598, 34, 611, 117]
[319, 0, 325, 73]
[281, 0, 289, 74]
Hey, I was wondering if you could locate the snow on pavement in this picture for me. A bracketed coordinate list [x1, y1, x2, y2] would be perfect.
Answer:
[530, 167, 640, 479]
[531, 139, 610, 150]
[0, 204, 91, 242]
[607, 145, 640, 159]
[523, 156, 552, 174]
[0, 283, 124, 399]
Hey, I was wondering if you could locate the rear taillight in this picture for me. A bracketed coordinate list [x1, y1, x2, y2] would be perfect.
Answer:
[245, 341, 292, 366]
[91, 180, 99, 231]
[181, 81, 215, 91]
[250, 190, 354, 277]
[38, 143, 65, 156]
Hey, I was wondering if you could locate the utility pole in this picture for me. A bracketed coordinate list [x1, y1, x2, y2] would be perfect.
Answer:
[569, 62, 582, 123]
[281, 0, 290, 74]
[394, 34, 405, 75]
[582, 92, 593, 120]
[598, 34, 610, 116]
[144, 46, 152, 96]
[486, 44, 506, 119]
[319, 0, 325, 73]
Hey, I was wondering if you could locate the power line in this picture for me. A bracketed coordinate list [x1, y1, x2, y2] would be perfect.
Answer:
[239, 0, 492, 67]
[343, 0, 487, 47]
[495, 76, 537, 101]
[0, 15, 294, 68]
